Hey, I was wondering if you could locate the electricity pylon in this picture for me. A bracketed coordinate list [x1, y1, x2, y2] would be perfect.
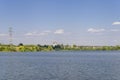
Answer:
[9, 27, 13, 45]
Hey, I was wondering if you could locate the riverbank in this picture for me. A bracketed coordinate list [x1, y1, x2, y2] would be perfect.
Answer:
[0, 43, 120, 52]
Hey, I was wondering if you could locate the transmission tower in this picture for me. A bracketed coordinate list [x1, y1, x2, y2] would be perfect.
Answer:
[9, 27, 13, 45]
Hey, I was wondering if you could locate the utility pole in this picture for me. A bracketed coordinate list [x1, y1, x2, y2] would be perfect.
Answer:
[9, 27, 13, 45]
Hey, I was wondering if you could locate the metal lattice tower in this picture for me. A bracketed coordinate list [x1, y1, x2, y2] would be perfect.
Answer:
[9, 27, 13, 45]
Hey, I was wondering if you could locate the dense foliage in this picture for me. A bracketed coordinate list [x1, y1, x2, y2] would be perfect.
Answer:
[0, 43, 120, 52]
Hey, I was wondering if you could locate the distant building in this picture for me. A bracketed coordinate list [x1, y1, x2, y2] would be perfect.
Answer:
[52, 41, 58, 46]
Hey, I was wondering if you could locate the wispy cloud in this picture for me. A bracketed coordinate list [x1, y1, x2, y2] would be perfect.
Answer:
[43, 30, 51, 33]
[25, 30, 51, 36]
[112, 21, 120, 25]
[25, 32, 47, 36]
[25, 32, 33, 36]
[0, 33, 7, 37]
[110, 29, 120, 32]
[25, 29, 65, 36]
[54, 29, 64, 34]
[88, 28, 105, 33]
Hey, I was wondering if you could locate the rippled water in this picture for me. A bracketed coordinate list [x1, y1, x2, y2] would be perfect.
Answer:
[0, 51, 120, 80]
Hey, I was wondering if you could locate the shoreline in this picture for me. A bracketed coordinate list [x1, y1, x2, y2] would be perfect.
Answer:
[0, 44, 120, 52]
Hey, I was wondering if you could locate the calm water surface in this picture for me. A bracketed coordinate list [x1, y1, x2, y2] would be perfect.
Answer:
[0, 51, 120, 80]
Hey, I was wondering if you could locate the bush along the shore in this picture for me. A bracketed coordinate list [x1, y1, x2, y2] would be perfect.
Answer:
[0, 43, 120, 52]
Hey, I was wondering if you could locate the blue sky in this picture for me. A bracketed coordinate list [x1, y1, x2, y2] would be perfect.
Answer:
[0, 0, 120, 45]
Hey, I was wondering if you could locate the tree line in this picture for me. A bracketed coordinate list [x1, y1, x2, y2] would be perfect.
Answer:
[0, 43, 120, 52]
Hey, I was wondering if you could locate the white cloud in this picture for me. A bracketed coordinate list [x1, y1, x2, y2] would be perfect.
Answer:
[25, 32, 33, 36]
[25, 31, 51, 36]
[112, 21, 120, 25]
[110, 29, 120, 32]
[25, 29, 65, 36]
[88, 28, 105, 33]
[0, 33, 7, 37]
[39, 32, 48, 36]
[54, 29, 64, 34]
[43, 30, 51, 33]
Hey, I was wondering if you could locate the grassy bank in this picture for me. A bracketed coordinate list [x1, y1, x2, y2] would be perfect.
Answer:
[0, 43, 120, 52]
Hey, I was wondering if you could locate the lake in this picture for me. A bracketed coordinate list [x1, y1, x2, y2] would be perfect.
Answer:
[0, 51, 120, 80]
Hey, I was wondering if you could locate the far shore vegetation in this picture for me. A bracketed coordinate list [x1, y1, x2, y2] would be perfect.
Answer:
[0, 43, 120, 52]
